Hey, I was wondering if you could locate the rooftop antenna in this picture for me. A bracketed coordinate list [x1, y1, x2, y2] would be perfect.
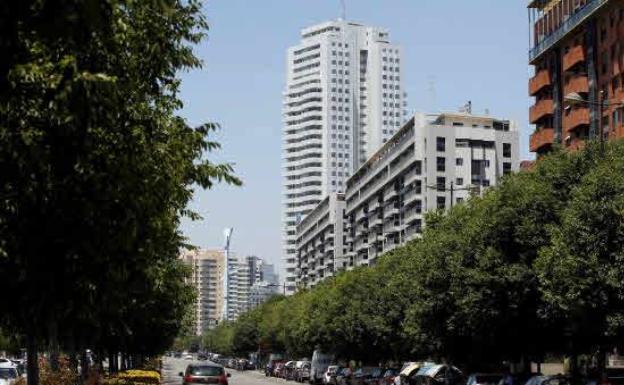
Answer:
[340, 0, 346, 20]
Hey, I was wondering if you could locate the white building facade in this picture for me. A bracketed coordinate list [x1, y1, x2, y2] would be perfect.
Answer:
[295, 193, 346, 288]
[344, 112, 520, 268]
[282, 20, 406, 293]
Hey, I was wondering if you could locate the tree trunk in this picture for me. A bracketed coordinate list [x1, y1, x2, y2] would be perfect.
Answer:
[27, 333, 39, 385]
[48, 319, 60, 371]
[108, 351, 116, 374]
[80, 350, 89, 379]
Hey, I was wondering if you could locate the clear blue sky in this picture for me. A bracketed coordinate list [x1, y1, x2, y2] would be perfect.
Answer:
[178, 0, 532, 278]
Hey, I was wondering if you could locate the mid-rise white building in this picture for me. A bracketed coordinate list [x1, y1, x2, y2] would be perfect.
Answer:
[295, 193, 346, 288]
[343, 111, 520, 267]
[282, 19, 406, 293]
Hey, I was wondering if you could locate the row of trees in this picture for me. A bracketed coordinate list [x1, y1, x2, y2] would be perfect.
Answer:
[0, 1, 239, 384]
[205, 142, 624, 371]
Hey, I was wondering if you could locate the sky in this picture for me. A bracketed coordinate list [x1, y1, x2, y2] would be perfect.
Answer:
[178, 0, 532, 279]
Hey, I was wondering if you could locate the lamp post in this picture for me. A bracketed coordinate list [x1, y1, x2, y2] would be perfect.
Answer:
[564, 91, 622, 154]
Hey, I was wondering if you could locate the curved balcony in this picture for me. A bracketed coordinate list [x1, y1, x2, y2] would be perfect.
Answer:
[563, 45, 586, 72]
[529, 128, 555, 153]
[529, 69, 551, 96]
[564, 107, 590, 133]
[529, 99, 554, 124]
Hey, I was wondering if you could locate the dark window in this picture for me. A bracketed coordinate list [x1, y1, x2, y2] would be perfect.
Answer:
[437, 196, 446, 210]
[414, 180, 422, 194]
[482, 179, 490, 187]
[452, 122, 464, 127]
[414, 161, 422, 175]
[414, 200, 422, 213]
[456, 197, 464, 204]
[437, 157, 446, 172]
[456, 178, 464, 186]
[503, 162, 512, 175]
[436, 137, 446, 152]
[456, 158, 463, 166]
[437, 177, 446, 191]
[503, 143, 512, 158]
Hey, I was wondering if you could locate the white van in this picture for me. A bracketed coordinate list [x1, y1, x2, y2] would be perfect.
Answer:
[310, 350, 334, 385]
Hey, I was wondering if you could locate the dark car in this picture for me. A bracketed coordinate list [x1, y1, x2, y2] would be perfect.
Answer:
[523, 375, 571, 385]
[365, 368, 386, 385]
[337, 367, 354, 385]
[197, 354, 208, 361]
[353, 367, 379, 385]
[466, 374, 504, 385]
[180, 364, 231, 385]
[381, 369, 400, 385]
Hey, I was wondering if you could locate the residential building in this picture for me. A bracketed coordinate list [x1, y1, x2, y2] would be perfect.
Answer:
[295, 193, 346, 288]
[282, 19, 406, 293]
[528, 0, 624, 156]
[225, 255, 250, 321]
[181, 249, 225, 335]
[344, 111, 519, 267]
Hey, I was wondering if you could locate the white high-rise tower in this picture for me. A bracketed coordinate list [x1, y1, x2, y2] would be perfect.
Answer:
[282, 20, 406, 293]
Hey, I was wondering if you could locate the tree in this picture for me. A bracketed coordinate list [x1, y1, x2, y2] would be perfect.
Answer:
[0, 1, 240, 383]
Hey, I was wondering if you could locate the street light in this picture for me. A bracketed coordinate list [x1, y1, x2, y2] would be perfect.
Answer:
[563, 91, 623, 153]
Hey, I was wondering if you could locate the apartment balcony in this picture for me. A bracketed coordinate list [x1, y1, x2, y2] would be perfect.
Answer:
[565, 75, 589, 95]
[563, 45, 586, 72]
[369, 215, 383, 228]
[529, 69, 551, 96]
[529, 128, 555, 153]
[529, 99, 554, 124]
[564, 107, 590, 133]
[529, 0, 608, 63]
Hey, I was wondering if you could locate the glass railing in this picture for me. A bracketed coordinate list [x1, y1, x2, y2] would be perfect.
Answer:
[529, 0, 608, 62]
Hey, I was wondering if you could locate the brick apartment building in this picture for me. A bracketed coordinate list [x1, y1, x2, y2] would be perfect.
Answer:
[529, 0, 624, 156]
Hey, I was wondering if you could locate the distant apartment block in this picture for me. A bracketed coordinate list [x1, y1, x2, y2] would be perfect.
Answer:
[282, 19, 406, 293]
[295, 193, 346, 288]
[181, 249, 225, 335]
[528, 0, 624, 156]
[343, 111, 519, 267]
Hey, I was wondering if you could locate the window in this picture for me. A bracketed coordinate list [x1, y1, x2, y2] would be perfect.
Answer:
[414, 200, 422, 213]
[503, 143, 512, 158]
[503, 162, 512, 175]
[414, 161, 422, 175]
[414, 180, 422, 194]
[436, 177, 446, 191]
[436, 157, 446, 172]
[456, 197, 464, 204]
[456, 178, 464, 186]
[436, 137, 446, 152]
[456, 158, 463, 166]
[437, 196, 446, 210]
[482, 179, 490, 187]
[452, 122, 464, 127]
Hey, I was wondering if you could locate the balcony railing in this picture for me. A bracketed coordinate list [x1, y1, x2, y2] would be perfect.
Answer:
[563, 45, 586, 72]
[529, 69, 552, 96]
[529, 99, 554, 124]
[529, 0, 608, 63]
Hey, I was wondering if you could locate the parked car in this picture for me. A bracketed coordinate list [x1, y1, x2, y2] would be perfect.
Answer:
[275, 362, 287, 378]
[284, 361, 298, 380]
[585, 368, 624, 385]
[411, 364, 463, 385]
[466, 374, 504, 385]
[524, 375, 570, 385]
[397, 362, 427, 385]
[364, 368, 386, 385]
[184, 354, 194, 360]
[267, 360, 284, 377]
[179, 363, 231, 385]
[0, 363, 20, 385]
[197, 353, 208, 361]
[381, 369, 399, 385]
[337, 367, 354, 385]
[296, 361, 312, 383]
[352, 367, 379, 385]
[324, 366, 342, 385]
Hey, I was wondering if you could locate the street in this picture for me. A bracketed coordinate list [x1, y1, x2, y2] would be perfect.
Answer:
[163, 358, 279, 385]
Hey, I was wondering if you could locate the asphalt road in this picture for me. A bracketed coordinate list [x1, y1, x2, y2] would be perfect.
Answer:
[163, 358, 283, 385]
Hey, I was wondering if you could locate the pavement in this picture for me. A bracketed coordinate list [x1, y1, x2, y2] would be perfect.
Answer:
[163, 358, 284, 385]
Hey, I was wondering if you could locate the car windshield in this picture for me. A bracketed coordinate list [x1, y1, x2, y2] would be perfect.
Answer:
[0, 368, 18, 379]
[385, 370, 399, 377]
[188, 366, 224, 376]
